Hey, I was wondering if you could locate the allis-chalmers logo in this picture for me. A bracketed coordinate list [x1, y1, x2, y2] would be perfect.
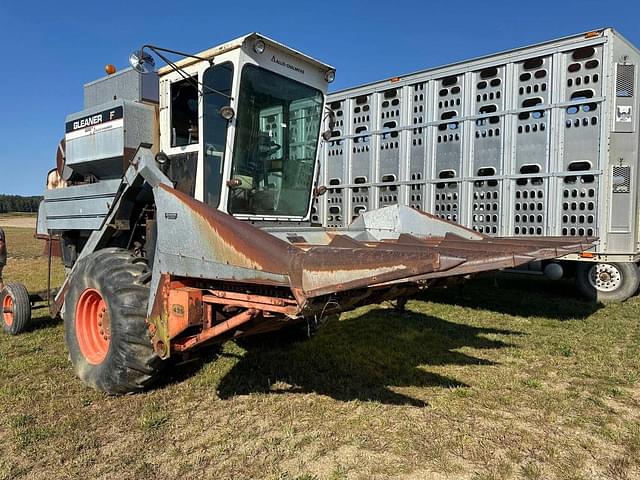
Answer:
[271, 55, 305, 75]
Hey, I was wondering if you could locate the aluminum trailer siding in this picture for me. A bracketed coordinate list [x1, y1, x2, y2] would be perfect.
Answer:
[317, 28, 640, 300]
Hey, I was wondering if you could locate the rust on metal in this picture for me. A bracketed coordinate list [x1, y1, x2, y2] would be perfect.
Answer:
[159, 184, 296, 274]
[172, 308, 259, 352]
[162, 183, 596, 303]
[202, 295, 299, 315]
[147, 273, 172, 359]
[149, 184, 597, 352]
[202, 290, 299, 316]
[159, 185, 461, 298]
[167, 287, 203, 338]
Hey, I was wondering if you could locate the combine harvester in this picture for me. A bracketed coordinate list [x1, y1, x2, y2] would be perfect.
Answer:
[0, 34, 592, 394]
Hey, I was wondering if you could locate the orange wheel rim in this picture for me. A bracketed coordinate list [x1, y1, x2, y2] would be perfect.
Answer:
[75, 289, 110, 365]
[3, 294, 13, 327]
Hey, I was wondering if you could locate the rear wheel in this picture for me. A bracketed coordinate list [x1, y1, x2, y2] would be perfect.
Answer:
[64, 248, 163, 394]
[0, 283, 31, 335]
[576, 262, 640, 303]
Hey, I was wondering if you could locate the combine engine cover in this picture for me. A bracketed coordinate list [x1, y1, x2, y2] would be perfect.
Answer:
[38, 69, 159, 235]
[63, 99, 156, 181]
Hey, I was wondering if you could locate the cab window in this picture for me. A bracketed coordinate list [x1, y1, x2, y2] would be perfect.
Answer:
[170, 77, 198, 147]
[203, 62, 234, 208]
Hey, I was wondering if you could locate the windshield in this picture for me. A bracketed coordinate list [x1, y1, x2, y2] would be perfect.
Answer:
[228, 64, 323, 217]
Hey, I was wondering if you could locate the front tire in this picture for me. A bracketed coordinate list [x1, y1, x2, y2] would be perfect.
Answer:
[64, 248, 163, 394]
[576, 262, 640, 303]
[1, 283, 31, 335]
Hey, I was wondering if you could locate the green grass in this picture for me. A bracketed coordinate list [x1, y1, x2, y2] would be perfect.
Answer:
[1, 227, 639, 479]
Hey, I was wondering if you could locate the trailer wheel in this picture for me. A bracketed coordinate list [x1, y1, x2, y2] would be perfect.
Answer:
[1, 283, 31, 335]
[64, 248, 163, 394]
[576, 262, 640, 303]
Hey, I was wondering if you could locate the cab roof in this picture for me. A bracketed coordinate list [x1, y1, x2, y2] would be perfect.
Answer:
[157, 32, 334, 75]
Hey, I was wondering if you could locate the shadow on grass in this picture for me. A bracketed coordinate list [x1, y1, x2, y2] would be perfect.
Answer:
[208, 308, 518, 406]
[423, 273, 601, 321]
[24, 309, 61, 333]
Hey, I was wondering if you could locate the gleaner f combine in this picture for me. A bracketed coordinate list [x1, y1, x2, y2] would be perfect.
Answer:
[1, 34, 593, 394]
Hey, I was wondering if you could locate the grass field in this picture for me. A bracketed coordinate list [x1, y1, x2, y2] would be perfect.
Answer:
[1, 225, 639, 480]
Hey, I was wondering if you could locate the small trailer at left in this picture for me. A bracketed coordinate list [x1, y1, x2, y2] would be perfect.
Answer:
[0, 228, 61, 335]
[0, 228, 32, 335]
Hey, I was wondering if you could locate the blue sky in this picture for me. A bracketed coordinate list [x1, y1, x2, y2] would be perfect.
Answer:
[1, 0, 638, 195]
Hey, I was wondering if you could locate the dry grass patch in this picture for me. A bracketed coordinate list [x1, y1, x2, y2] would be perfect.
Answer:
[0, 227, 639, 479]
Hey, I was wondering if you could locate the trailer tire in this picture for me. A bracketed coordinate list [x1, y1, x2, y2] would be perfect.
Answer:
[576, 262, 640, 303]
[64, 248, 162, 394]
[1, 283, 31, 335]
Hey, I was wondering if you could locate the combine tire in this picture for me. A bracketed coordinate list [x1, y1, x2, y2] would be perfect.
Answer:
[1, 283, 31, 335]
[64, 249, 163, 394]
[576, 262, 640, 303]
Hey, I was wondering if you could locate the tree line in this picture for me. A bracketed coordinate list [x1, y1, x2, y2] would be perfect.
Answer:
[0, 195, 43, 213]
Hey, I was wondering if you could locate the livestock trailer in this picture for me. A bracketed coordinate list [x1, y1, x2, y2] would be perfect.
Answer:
[317, 28, 640, 301]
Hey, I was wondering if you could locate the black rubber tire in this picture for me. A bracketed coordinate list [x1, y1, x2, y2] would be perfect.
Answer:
[64, 248, 163, 394]
[0, 283, 32, 335]
[576, 262, 640, 303]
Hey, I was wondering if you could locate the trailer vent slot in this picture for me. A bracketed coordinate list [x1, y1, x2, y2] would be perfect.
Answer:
[568, 161, 591, 171]
[572, 46, 595, 60]
[523, 57, 544, 70]
[442, 76, 458, 87]
[480, 67, 498, 79]
[571, 90, 594, 100]
[585, 59, 600, 69]
[616, 64, 635, 97]
[353, 205, 366, 214]
[478, 167, 496, 176]
[520, 164, 540, 174]
[522, 97, 544, 108]
[612, 166, 631, 193]
[479, 104, 497, 114]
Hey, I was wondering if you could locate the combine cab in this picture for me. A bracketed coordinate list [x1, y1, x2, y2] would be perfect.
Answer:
[33, 34, 595, 394]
